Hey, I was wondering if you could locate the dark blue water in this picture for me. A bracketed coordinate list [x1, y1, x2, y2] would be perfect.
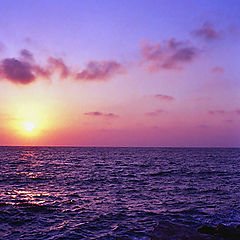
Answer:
[0, 147, 239, 239]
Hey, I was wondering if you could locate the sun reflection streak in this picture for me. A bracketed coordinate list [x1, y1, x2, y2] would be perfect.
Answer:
[4, 189, 50, 206]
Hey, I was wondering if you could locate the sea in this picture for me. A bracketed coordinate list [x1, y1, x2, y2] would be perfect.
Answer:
[0, 147, 239, 239]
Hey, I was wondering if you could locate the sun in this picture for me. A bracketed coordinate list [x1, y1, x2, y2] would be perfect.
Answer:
[8, 101, 54, 138]
[24, 121, 35, 132]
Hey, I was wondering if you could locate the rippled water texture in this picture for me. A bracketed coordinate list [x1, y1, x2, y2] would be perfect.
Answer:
[0, 147, 240, 239]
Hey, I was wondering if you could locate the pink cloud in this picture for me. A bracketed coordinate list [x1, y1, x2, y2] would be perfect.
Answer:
[141, 38, 198, 71]
[153, 94, 175, 101]
[84, 111, 119, 118]
[208, 110, 225, 115]
[48, 57, 70, 78]
[212, 66, 224, 73]
[193, 22, 220, 40]
[32, 65, 51, 79]
[0, 49, 124, 85]
[145, 109, 167, 117]
[76, 61, 124, 81]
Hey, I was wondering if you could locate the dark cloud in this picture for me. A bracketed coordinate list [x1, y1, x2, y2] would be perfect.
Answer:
[171, 47, 196, 61]
[20, 49, 34, 62]
[0, 58, 36, 84]
[153, 94, 175, 101]
[141, 38, 198, 71]
[0, 56, 52, 84]
[145, 109, 166, 117]
[76, 61, 124, 81]
[193, 22, 220, 40]
[84, 111, 119, 118]
[0, 49, 124, 85]
[48, 57, 70, 78]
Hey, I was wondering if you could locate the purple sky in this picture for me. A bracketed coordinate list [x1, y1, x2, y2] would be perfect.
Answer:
[0, 0, 239, 146]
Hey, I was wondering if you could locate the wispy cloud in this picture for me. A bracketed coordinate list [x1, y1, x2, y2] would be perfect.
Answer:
[153, 94, 175, 101]
[84, 111, 119, 118]
[145, 109, 167, 117]
[76, 61, 124, 81]
[209, 110, 240, 116]
[208, 110, 225, 115]
[212, 66, 224, 73]
[141, 38, 198, 71]
[193, 22, 220, 41]
[20, 49, 34, 62]
[48, 57, 70, 79]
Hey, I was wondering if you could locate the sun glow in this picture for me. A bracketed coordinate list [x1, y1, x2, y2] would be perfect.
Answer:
[7, 100, 55, 138]
[24, 121, 35, 132]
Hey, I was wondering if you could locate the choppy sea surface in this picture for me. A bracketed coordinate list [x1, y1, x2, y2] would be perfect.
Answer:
[0, 147, 239, 239]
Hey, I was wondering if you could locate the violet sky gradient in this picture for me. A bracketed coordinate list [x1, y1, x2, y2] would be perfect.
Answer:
[0, 0, 239, 147]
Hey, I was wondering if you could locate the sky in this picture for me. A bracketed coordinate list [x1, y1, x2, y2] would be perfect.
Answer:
[0, 0, 239, 147]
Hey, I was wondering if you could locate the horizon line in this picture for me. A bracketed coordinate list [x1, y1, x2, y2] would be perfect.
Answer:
[0, 145, 239, 148]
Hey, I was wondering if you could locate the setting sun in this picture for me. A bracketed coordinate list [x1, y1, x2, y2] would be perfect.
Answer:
[6, 99, 56, 140]
[24, 122, 35, 132]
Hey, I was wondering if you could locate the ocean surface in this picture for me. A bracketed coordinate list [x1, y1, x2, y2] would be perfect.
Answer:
[0, 147, 239, 239]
